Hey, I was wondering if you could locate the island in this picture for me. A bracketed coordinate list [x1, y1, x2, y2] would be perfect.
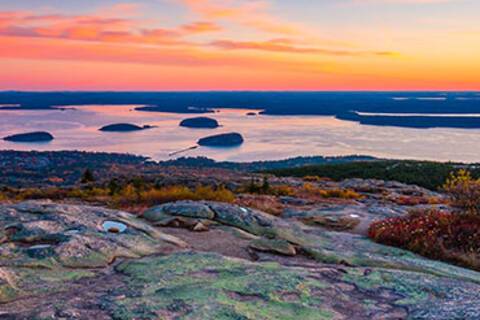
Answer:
[3, 131, 54, 143]
[99, 123, 155, 132]
[197, 132, 244, 147]
[180, 117, 220, 129]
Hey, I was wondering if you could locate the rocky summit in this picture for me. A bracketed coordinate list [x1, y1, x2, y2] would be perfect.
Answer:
[1, 200, 480, 319]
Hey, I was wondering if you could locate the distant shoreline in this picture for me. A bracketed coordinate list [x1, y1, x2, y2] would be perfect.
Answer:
[1, 149, 478, 168]
[2, 91, 480, 129]
[0, 149, 478, 191]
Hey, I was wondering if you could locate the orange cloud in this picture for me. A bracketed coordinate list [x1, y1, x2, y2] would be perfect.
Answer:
[181, 21, 223, 33]
[210, 39, 398, 57]
[0, 8, 223, 46]
[0, 6, 393, 59]
[0, 35, 329, 72]
[2, 1, 474, 90]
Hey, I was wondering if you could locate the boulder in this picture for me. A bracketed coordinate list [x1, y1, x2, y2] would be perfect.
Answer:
[180, 117, 219, 129]
[197, 132, 244, 147]
[144, 201, 480, 283]
[3, 131, 54, 143]
[249, 238, 297, 256]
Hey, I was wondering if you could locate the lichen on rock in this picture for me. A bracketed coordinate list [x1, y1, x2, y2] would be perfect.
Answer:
[0, 201, 185, 303]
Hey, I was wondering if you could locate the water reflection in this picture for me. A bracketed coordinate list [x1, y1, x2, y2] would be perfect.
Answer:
[102, 220, 127, 233]
[0, 105, 479, 163]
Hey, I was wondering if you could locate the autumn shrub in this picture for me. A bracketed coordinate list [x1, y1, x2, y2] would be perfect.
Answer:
[302, 183, 362, 200]
[14, 188, 68, 201]
[389, 195, 425, 206]
[269, 185, 296, 197]
[302, 182, 318, 194]
[320, 188, 362, 199]
[124, 184, 235, 206]
[192, 185, 235, 203]
[368, 209, 480, 270]
[303, 176, 331, 182]
[3, 182, 235, 208]
[138, 185, 192, 205]
[389, 195, 444, 206]
[443, 169, 480, 214]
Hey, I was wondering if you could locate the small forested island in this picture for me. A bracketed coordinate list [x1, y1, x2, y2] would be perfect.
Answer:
[180, 117, 220, 128]
[99, 123, 155, 132]
[197, 132, 244, 147]
[3, 131, 54, 143]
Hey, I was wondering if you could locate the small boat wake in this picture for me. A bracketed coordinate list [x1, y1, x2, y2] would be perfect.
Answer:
[168, 145, 198, 157]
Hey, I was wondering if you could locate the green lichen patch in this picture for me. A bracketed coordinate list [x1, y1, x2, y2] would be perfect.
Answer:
[114, 252, 335, 320]
[113, 251, 480, 319]
[340, 267, 480, 318]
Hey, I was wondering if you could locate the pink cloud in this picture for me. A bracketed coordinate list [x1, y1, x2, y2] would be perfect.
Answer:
[0, 6, 222, 46]
[180, 0, 302, 35]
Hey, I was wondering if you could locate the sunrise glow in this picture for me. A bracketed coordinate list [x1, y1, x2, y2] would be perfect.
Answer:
[1, 0, 479, 91]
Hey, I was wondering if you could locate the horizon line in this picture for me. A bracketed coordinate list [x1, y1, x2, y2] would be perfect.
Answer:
[1, 90, 479, 93]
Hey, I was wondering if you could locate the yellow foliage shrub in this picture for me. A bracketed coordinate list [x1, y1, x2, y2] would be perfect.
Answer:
[137, 185, 235, 206]
[443, 169, 480, 214]
[193, 185, 235, 203]
[303, 176, 322, 182]
[270, 185, 296, 197]
[303, 183, 362, 200]
[139, 185, 192, 204]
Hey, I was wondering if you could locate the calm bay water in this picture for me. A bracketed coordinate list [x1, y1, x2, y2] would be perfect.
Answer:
[0, 105, 479, 163]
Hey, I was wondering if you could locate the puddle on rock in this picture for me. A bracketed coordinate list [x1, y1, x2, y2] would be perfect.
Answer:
[28, 244, 53, 250]
[102, 221, 127, 234]
[65, 229, 81, 235]
[25, 243, 55, 258]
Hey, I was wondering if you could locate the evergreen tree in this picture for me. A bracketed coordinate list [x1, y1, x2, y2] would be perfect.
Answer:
[81, 168, 95, 184]
[261, 176, 270, 192]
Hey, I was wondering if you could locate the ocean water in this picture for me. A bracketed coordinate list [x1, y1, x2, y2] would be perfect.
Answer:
[0, 105, 480, 163]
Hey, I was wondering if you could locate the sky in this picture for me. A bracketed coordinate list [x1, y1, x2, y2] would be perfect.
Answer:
[0, 0, 479, 91]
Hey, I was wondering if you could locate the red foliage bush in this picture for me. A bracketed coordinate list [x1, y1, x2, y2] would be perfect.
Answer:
[389, 195, 444, 206]
[368, 209, 480, 270]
